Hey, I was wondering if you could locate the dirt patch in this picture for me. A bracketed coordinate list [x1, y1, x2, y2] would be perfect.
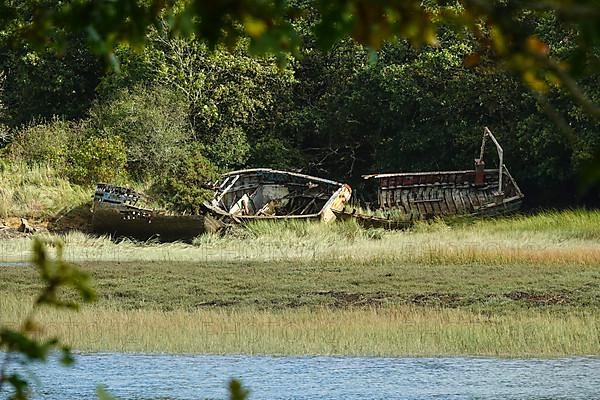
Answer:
[0, 227, 30, 239]
[0, 203, 93, 236]
[409, 292, 464, 307]
[48, 204, 93, 233]
[0, 218, 49, 239]
[312, 290, 389, 307]
[504, 290, 571, 305]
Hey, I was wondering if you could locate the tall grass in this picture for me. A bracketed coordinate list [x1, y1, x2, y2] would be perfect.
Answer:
[0, 295, 597, 356]
[1, 210, 600, 266]
[1, 211, 598, 357]
[0, 162, 90, 219]
[463, 209, 600, 240]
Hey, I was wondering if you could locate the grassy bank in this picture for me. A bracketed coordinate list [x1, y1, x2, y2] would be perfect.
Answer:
[2, 210, 600, 266]
[1, 210, 599, 356]
[0, 162, 89, 219]
[2, 259, 599, 311]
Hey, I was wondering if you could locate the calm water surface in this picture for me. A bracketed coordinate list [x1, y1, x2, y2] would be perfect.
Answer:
[16, 353, 600, 399]
[0, 261, 30, 267]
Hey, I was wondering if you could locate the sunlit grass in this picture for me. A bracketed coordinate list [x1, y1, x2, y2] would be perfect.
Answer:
[1, 210, 599, 357]
[1, 210, 599, 266]
[3, 258, 598, 311]
[0, 162, 90, 219]
[1, 295, 597, 357]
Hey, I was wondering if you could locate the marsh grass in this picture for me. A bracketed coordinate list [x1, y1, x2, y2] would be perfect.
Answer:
[1, 163, 598, 358]
[1, 254, 599, 312]
[0, 295, 597, 356]
[0, 162, 90, 219]
[1, 210, 599, 356]
[1, 210, 599, 267]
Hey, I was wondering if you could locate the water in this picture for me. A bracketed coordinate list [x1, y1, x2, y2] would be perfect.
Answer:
[0, 261, 30, 267]
[11, 353, 600, 399]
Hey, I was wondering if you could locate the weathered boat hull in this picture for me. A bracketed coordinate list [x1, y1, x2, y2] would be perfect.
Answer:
[91, 208, 208, 241]
[363, 167, 523, 220]
[91, 183, 219, 241]
[345, 128, 524, 229]
[203, 168, 352, 224]
[333, 210, 413, 230]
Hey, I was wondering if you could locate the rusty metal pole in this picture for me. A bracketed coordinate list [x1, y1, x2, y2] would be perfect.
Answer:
[483, 127, 504, 195]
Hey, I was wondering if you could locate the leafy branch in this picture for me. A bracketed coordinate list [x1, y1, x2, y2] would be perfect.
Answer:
[3, 1, 597, 122]
[0, 238, 96, 400]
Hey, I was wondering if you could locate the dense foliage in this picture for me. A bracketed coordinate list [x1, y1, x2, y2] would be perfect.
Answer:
[0, 3, 599, 209]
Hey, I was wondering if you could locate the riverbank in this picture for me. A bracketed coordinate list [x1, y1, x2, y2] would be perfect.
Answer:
[3, 210, 600, 265]
[0, 211, 599, 356]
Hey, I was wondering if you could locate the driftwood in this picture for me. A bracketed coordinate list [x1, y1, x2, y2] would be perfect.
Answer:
[18, 218, 35, 234]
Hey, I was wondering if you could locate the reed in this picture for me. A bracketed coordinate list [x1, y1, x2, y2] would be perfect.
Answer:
[0, 295, 597, 357]
[1, 211, 599, 356]
[1, 255, 599, 312]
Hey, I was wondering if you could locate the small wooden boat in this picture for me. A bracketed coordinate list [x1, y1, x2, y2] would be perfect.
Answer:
[337, 127, 524, 228]
[91, 184, 218, 241]
[201, 168, 352, 224]
[92, 170, 352, 240]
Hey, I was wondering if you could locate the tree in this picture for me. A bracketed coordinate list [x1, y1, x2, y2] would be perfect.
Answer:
[89, 84, 193, 180]
[0, 33, 102, 126]
[270, 16, 598, 205]
[99, 23, 297, 170]
[0, 0, 598, 205]
[1, 0, 598, 122]
[0, 71, 8, 146]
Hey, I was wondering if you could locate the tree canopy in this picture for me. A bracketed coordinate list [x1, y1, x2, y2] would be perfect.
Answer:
[0, 1, 599, 208]
[2, 1, 599, 113]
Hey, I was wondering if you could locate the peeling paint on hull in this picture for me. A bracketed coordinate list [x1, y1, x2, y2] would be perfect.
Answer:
[343, 128, 525, 229]
[91, 184, 218, 241]
[91, 208, 208, 241]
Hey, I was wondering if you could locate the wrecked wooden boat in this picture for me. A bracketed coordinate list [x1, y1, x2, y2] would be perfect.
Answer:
[91, 184, 217, 241]
[337, 127, 524, 228]
[202, 168, 352, 223]
[92, 169, 352, 240]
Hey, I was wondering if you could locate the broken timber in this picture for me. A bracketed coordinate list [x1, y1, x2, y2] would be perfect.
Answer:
[202, 168, 352, 224]
[90, 128, 522, 239]
[91, 169, 352, 240]
[337, 127, 524, 228]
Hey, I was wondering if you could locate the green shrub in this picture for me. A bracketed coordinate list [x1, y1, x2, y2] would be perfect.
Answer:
[204, 126, 250, 169]
[249, 136, 304, 170]
[150, 146, 220, 213]
[6, 118, 81, 167]
[89, 85, 192, 180]
[68, 135, 128, 185]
